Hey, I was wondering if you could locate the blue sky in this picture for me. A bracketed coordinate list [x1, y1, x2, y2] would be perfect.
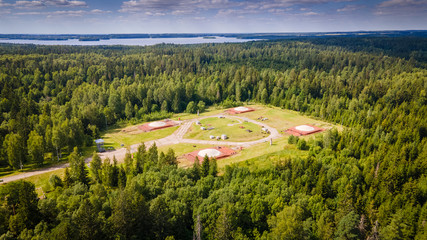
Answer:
[0, 0, 426, 33]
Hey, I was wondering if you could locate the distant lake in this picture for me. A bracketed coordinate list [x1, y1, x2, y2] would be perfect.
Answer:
[0, 37, 256, 46]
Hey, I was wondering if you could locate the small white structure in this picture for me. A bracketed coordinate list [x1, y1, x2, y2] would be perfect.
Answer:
[198, 149, 222, 158]
[148, 121, 167, 127]
[216, 136, 221, 140]
[295, 125, 315, 132]
[218, 116, 225, 118]
[262, 127, 269, 133]
[196, 121, 201, 125]
[209, 135, 215, 139]
[95, 139, 105, 152]
[234, 106, 250, 112]
[201, 127, 207, 130]
[262, 118, 268, 121]
[221, 134, 228, 140]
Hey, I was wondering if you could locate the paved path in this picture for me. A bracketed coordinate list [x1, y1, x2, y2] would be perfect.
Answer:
[0, 114, 281, 184]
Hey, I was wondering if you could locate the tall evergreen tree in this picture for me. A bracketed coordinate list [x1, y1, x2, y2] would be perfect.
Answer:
[201, 155, 210, 178]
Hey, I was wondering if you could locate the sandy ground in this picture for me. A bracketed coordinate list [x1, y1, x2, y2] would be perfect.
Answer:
[0, 115, 281, 184]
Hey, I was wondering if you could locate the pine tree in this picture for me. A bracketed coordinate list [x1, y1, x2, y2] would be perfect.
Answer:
[201, 155, 210, 177]
[101, 158, 113, 187]
[165, 148, 177, 166]
[124, 151, 133, 176]
[63, 167, 73, 188]
[209, 158, 218, 177]
[118, 166, 126, 189]
[192, 157, 201, 180]
[112, 156, 119, 187]
[90, 152, 102, 183]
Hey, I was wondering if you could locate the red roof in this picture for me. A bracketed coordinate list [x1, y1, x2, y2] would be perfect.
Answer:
[138, 119, 177, 132]
[285, 125, 324, 136]
[226, 107, 255, 114]
[185, 146, 237, 163]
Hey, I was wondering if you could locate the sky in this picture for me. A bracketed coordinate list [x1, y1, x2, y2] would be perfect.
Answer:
[0, 0, 426, 34]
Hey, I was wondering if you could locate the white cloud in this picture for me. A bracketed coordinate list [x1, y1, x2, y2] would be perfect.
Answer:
[14, 8, 110, 17]
[14, 1, 44, 9]
[0, 0, 12, 7]
[378, 0, 427, 8]
[0, 0, 87, 9]
[302, 11, 319, 16]
[120, 0, 232, 14]
[376, 0, 427, 15]
[90, 9, 111, 14]
[47, 0, 87, 7]
[337, 4, 364, 12]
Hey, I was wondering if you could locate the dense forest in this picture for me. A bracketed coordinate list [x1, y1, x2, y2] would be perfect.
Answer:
[0, 37, 426, 239]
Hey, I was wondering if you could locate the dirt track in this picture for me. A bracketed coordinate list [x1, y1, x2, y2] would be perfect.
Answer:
[0, 115, 281, 184]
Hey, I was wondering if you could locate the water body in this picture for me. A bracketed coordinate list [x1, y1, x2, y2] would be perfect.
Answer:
[0, 37, 256, 46]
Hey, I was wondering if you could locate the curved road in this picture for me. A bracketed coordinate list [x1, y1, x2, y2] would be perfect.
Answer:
[0, 115, 281, 184]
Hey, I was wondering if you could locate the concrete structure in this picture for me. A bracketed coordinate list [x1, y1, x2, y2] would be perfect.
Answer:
[286, 124, 324, 136]
[138, 119, 177, 132]
[221, 134, 228, 140]
[226, 106, 255, 114]
[185, 146, 237, 162]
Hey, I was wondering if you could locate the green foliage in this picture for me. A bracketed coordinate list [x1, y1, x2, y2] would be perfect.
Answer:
[201, 155, 210, 178]
[90, 152, 102, 183]
[197, 101, 206, 113]
[267, 205, 307, 240]
[335, 211, 360, 240]
[68, 147, 88, 185]
[48, 174, 63, 189]
[186, 101, 197, 114]
[63, 167, 73, 188]
[27, 131, 44, 166]
[297, 138, 309, 150]
[0, 37, 426, 239]
[288, 135, 298, 144]
[3, 133, 25, 169]
[0, 181, 39, 236]
[209, 158, 218, 177]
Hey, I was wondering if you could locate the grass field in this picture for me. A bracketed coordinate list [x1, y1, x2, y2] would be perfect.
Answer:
[22, 168, 65, 197]
[184, 117, 266, 142]
[1, 104, 336, 190]
[216, 136, 308, 169]
[102, 125, 179, 149]
[170, 106, 227, 121]
[158, 143, 215, 167]
[238, 105, 334, 132]
[0, 152, 69, 178]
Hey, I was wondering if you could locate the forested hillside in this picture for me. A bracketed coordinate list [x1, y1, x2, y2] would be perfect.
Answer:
[0, 37, 426, 239]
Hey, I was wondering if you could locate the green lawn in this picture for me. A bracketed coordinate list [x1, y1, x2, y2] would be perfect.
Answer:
[0, 152, 69, 178]
[158, 143, 215, 168]
[102, 125, 179, 149]
[184, 117, 266, 142]
[0, 168, 66, 198]
[237, 104, 334, 132]
[170, 106, 227, 121]
[1, 104, 336, 188]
